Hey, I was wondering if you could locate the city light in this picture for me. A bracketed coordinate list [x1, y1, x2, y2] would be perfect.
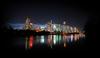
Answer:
[40, 36, 45, 43]
[53, 35, 56, 44]
[9, 17, 85, 49]
[64, 43, 66, 48]
[10, 17, 84, 35]
[71, 34, 74, 42]
[53, 38, 56, 44]
[29, 35, 34, 48]
[25, 37, 28, 50]
[3, 0, 91, 50]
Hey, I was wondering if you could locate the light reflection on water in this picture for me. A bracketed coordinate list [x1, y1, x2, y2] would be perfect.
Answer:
[23, 34, 85, 49]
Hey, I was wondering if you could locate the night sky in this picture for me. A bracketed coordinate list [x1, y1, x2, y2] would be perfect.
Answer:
[2, 0, 99, 30]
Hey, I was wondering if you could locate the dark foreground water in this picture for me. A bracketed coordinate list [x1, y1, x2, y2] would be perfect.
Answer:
[2, 31, 87, 55]
[12, 34, 85, 50]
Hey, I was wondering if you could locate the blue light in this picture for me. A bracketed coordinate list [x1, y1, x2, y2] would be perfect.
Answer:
[9, 23, 24, 30]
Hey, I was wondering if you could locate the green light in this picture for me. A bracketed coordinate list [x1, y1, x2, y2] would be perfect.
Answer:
[25, 37, 28, 50]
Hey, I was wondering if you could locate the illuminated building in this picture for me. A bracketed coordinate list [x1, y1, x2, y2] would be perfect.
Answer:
[62, 21, 67, 33]
[46, 20, 53, 32]
[11, 17, 84, 34]
[23, 17, 33, 30]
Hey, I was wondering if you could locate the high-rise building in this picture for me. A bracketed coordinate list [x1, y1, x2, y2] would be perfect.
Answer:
[23, 17, 33, 30]
[46, 20, 53, 32]
[62, 21, 66, 32]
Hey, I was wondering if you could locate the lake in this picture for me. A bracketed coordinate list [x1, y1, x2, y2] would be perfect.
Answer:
[12, 34, 85, 50]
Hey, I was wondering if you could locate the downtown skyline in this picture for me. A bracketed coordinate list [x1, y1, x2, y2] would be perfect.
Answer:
[3, 0, 89, 31]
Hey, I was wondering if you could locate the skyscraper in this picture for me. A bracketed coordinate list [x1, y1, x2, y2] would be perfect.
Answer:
[23, 17, 33, 30]
[46, 20, 53, 32]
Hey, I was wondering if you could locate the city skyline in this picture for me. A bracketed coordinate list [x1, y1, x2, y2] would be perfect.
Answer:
[8, 16, 86, 31]
[7, 17, 85, 36]
[1, 0, 99, 55]
[3, 0, 89, 31]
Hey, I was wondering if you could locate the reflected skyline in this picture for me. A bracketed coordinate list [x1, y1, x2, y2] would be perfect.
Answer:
[21, 34, 85, 50]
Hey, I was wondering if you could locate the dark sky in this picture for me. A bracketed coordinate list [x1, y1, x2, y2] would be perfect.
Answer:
[2, 0, 100, 30]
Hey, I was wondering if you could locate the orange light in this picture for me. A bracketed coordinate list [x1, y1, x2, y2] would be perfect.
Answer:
[64, 43, 66, 48]
[36, 30, 39, 32]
